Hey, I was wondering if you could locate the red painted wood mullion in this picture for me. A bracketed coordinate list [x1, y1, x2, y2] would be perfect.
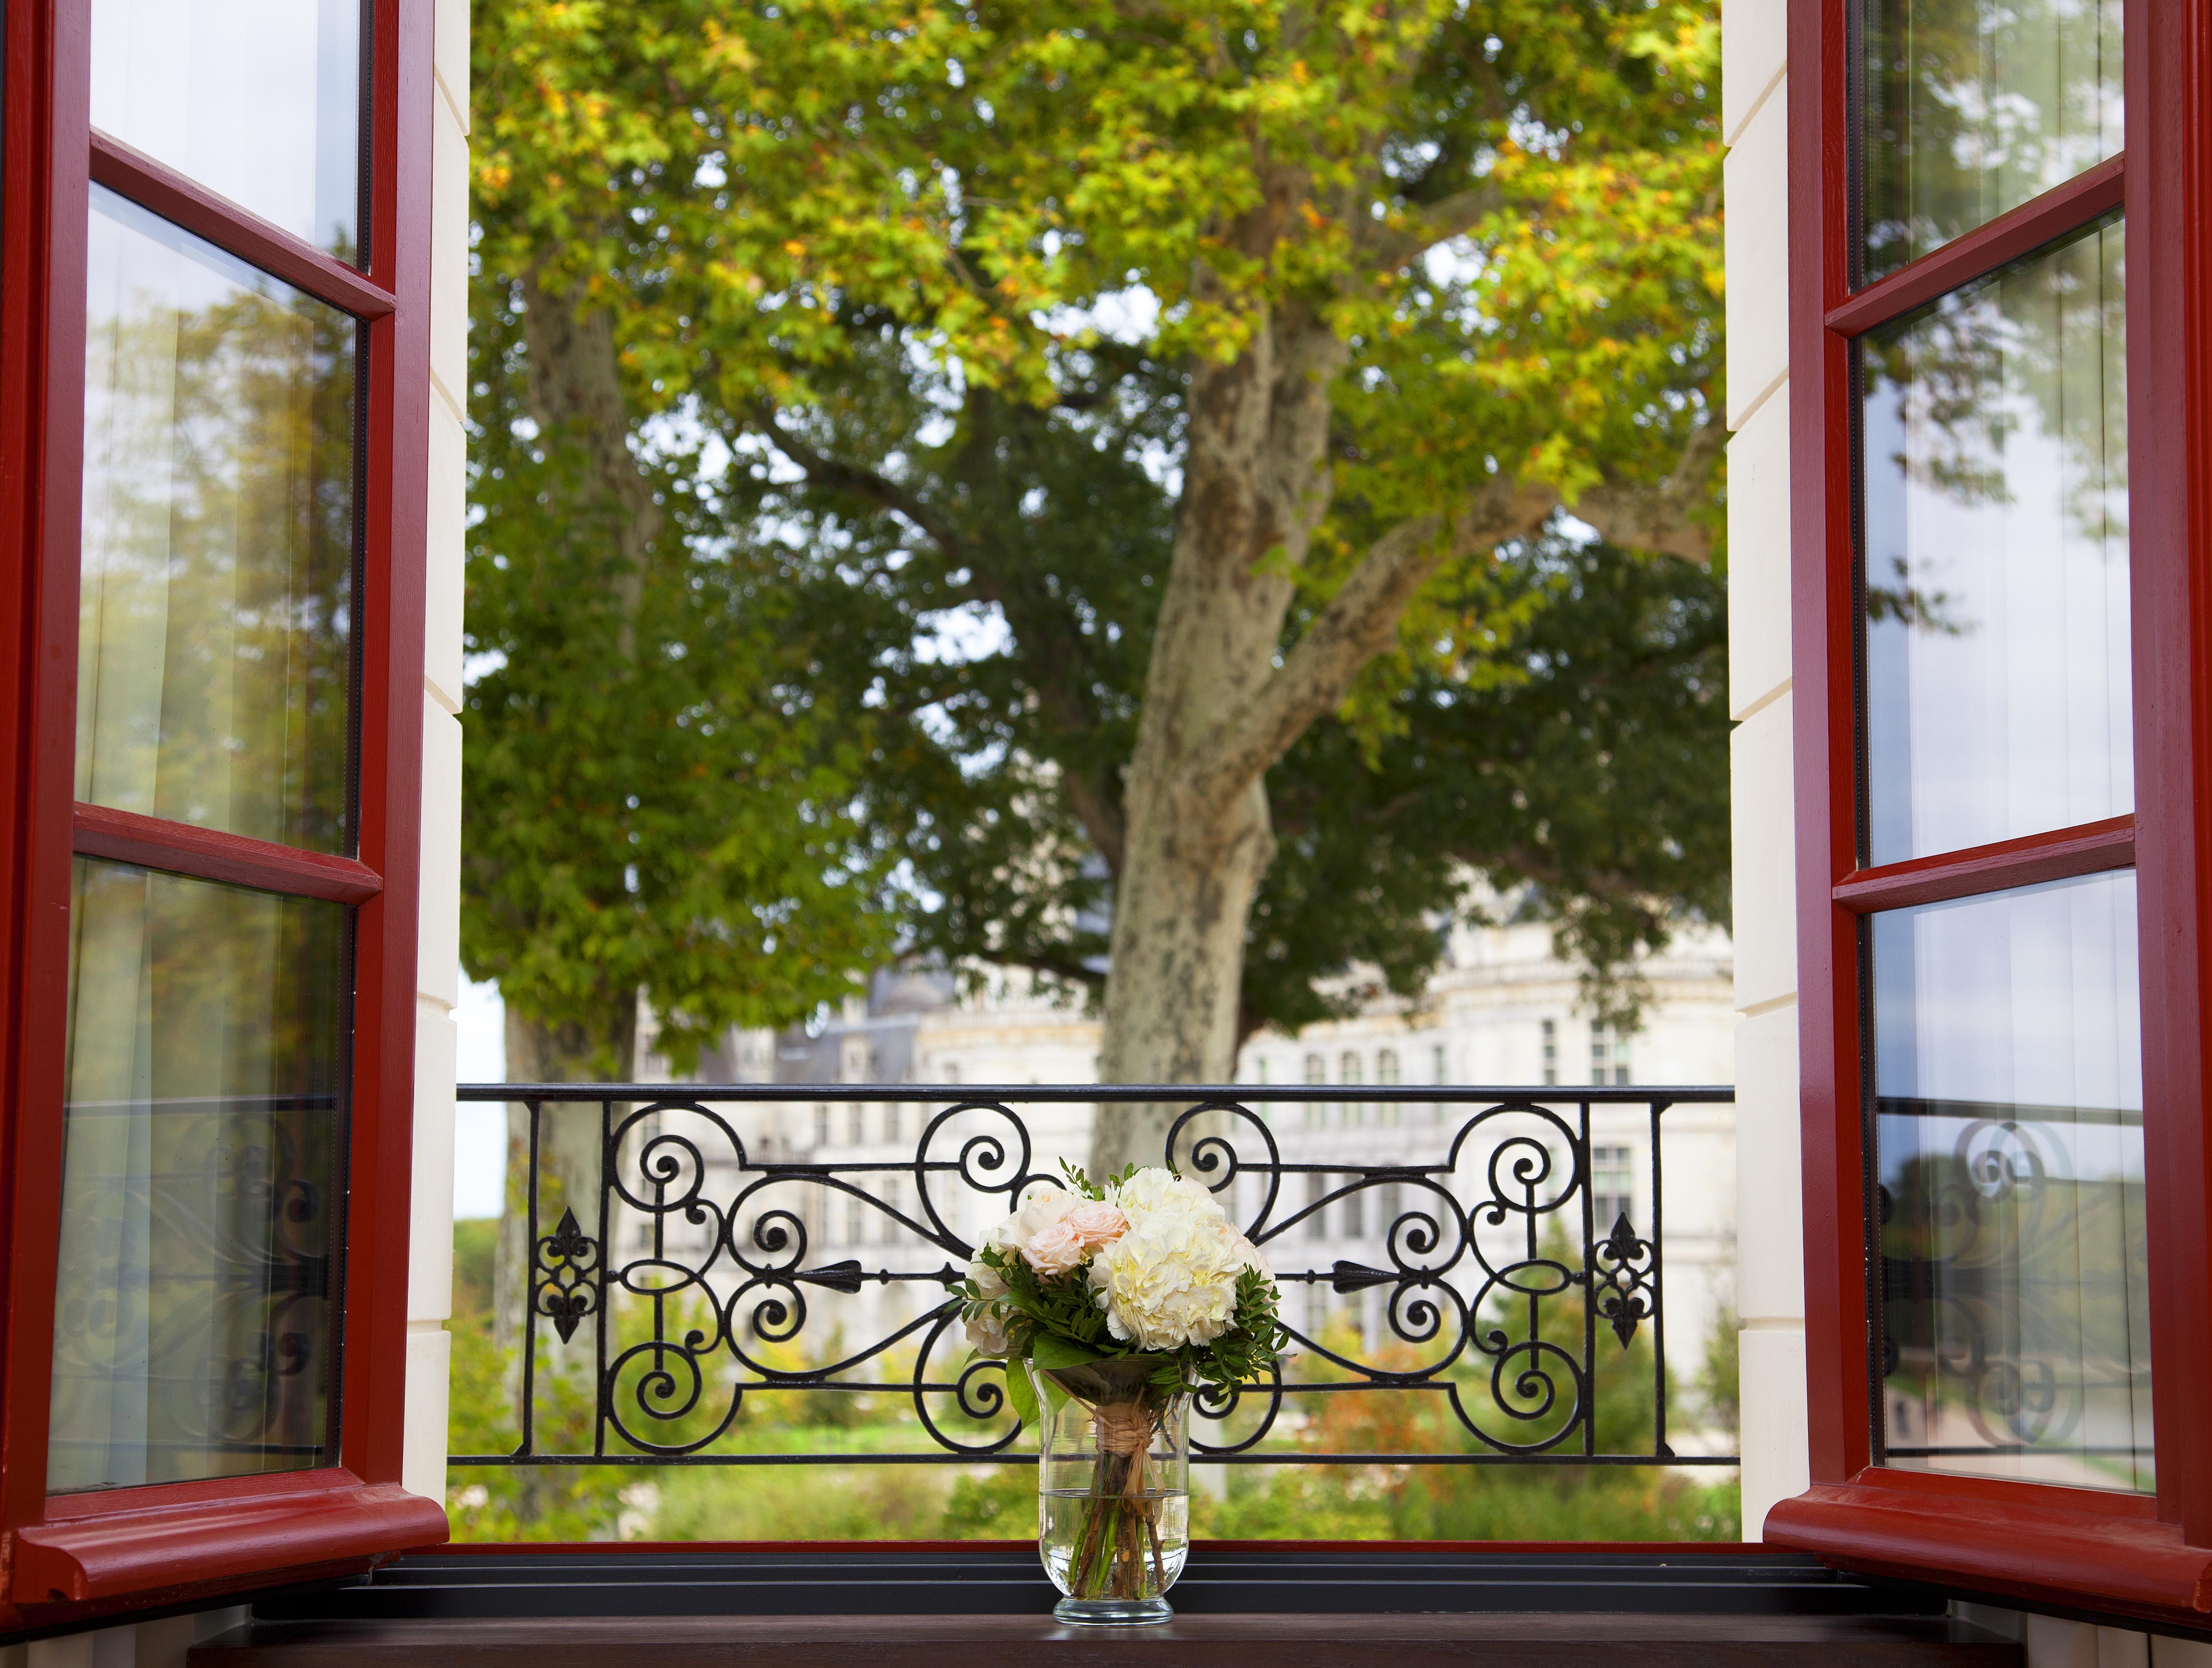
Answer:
[0, 0, 94, 1619]
[1830, 816, 2136, 914]
[2125, 0, 2212, 1550]
[339, 0, 432, 1497]
[1787, 0, 1873, 1502]
[1825, 154, 2127, 338]
[70, 803, 384, 905]
[87, 132, 397, 320]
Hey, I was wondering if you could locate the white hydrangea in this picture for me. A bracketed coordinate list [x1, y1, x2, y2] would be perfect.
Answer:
[1086, 1176, 1251, 1351]
[1108, 1167, 1219, 1224]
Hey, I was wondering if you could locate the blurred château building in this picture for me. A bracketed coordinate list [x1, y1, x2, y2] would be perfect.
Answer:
[627, 911, 1738, 1434]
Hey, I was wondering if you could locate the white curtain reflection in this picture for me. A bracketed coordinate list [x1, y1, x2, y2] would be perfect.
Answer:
[75, 186, 355, 853]
[1872, 871, 2152, 1493]
[1862, 221, 2129, 866]
[1862, 0, 2122, 276]
[48, 861, 343, 1492]
[90, 0, 360, 258]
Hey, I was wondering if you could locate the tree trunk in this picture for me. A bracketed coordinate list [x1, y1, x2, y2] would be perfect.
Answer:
[1091, 307, 1346, 1176]
[488, 267, 658, 1366]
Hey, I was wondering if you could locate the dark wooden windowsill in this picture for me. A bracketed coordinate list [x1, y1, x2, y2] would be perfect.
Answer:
[164, 1546, 2033, 1664]
[192, 1611, 2020, 1667]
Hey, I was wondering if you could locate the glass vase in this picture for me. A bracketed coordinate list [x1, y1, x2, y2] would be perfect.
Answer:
[1029, 1355, 1190, 1625]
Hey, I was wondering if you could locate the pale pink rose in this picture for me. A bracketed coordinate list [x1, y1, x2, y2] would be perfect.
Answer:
[1023, 1219, 1087, 1277]
[1064, 1201, 1130, 1250]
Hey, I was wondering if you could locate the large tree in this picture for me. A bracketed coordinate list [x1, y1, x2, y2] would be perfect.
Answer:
[470, 0, 1727, 1173]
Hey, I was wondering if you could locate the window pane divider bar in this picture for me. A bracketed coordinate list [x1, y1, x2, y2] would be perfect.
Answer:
[1830, 814, 2134, 913]
[72, 802, 383, 904]
[1826, 153, 2125, 338]
[87, 131, 396, 320]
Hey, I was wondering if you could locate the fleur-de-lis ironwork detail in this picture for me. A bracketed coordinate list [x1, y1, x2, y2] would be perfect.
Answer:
[534, 1206, 600, 1345]
[1591, 1210, 1656, 1349]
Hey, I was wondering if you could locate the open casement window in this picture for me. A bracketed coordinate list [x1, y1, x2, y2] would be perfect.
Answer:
[0, 0, 445, 1628]
[1769, 0, 2212, 1623]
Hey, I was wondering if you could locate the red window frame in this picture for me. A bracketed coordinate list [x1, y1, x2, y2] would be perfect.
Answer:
[1766, 0, 2212, 1624]
[0, 0, 446, 1630]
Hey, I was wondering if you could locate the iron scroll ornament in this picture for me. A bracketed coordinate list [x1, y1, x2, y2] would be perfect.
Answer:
[462, 1083, 1729, 1470]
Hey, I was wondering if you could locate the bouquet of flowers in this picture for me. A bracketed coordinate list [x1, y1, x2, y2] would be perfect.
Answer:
[960, 1164, 1284, 1610]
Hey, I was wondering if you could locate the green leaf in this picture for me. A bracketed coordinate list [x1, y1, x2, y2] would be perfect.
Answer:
[1040, 1371, 1071, 1419]
[1029, 1333, 1107, 1371]
[1003, 1359, 1038, 1427]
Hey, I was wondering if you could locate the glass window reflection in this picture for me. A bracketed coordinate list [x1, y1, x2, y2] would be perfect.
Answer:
[48, 859, 345, 1493]
[1871, 872, 2151, 1492]
[1860, 0, 2121, 281]
[90, 0, 363, 260]
[76, 186, 356, 855]
[1861, 221, 2128, 867]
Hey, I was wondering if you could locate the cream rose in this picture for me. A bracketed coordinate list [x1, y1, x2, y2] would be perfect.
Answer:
[964, 1304, 1010, 1357]
[967, 1252, 1008, 1300]
[990, 1183, 1080, 1252]
[1064, 1200, 1129, 1250]
[1023, 1218, 1087, 1277]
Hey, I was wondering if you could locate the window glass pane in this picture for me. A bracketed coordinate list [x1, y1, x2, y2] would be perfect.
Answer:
[1871, 870, 2151, 1492]
[1860, 0, 2120, 282]
[76, 186, 357, 854]
[90, 0, 362, 260]
[1861, 221, 2127, 867]
[49, 858, 346, 1493]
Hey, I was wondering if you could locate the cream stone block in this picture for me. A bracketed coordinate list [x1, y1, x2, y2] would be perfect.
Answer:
[2022, 1620, 2158, 1668]
[2096, 1632, 2152, 1668]
[127, 1618, 197, 1668]
[418, 699, 463, 1010]
[2026, 1620, 2102, 1668]
[412, 998, 457, 1323]
[1725, 88, 1790, 430]
[1727, 394, 1791, 720]
[2153, 1637, 2212, 1667]
[1738, 1322, 1810, 1540]
[1722, 0, 1787, 146]
[1730, 694, 1797, 1011]
[1735, 1001, 1803, 1323]
[27, 1630, 134, 1668]
[424, 398, 467, 716]
[403, 1322, 453, 1504]
[435, 0, 470, 134]
[430, 103, 470, 415]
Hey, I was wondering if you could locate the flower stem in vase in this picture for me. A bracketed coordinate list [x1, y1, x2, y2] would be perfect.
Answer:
[1071, 1395, 1164, 1601]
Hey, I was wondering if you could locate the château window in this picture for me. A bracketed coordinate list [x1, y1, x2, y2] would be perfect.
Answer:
[1589, 1022, 1631, 1087]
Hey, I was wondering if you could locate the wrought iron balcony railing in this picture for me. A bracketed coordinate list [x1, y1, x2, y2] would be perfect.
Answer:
[448, 1083, 1737, 1472]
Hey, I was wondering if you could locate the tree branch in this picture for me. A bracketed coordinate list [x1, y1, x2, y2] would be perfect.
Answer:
[1571, 418, 1726, 564]
[1175, 478, 1557, 822]
[1363, 182, 1507, 269]
[749, 401, 965, 555]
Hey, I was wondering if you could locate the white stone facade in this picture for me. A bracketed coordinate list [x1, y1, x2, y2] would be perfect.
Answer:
[1719, 0, 1807, 1547]
[405, 0, 472, 1525]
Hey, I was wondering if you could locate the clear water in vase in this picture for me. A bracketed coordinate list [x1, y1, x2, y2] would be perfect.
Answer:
[1039, 1487, 1190, 1601]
